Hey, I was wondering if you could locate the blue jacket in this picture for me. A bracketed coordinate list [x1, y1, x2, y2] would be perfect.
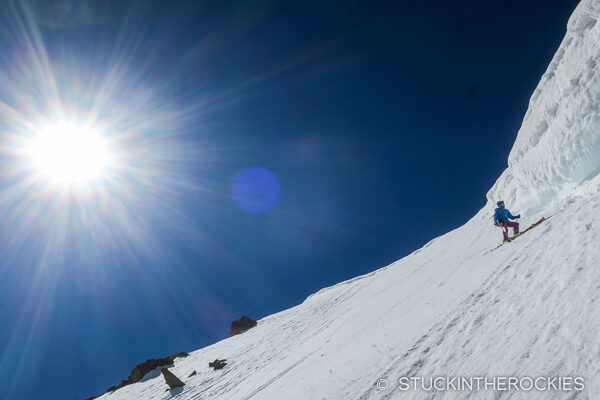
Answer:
[494, 206, 517, 223]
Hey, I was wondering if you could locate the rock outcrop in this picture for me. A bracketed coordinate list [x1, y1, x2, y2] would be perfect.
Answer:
[227, 315, 257, 337]
[209, 359, 227, 370]
[104, 352, 188, 393]
[161, 368, 185, 389]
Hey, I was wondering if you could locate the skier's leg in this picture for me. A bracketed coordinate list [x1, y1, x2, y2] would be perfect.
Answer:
[501, 223, 509, 240]
[507, 221, 519, 234]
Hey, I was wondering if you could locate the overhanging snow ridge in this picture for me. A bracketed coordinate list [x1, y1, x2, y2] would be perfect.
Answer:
[487, 0, 600, 214]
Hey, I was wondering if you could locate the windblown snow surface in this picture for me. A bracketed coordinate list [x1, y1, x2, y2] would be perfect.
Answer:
[97, 1, 600, 399]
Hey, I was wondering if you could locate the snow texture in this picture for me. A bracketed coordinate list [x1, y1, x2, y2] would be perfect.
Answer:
[96, 1, 600, 399]
[488, 0, 600, 215]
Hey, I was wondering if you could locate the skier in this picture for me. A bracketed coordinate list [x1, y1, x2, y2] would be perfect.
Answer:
[494, 200, 521, 242]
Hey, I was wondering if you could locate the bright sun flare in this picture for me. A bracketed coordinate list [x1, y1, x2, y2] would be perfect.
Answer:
[26, 121, 110, 184]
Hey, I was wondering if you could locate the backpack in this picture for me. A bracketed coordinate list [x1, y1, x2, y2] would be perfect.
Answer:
[495, 207, 507, 223]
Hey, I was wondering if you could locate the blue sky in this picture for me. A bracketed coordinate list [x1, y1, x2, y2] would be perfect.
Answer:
[0, 1, 580, 399]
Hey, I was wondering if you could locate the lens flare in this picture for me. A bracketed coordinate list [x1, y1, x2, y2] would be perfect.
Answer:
[231, 166, 280, 214]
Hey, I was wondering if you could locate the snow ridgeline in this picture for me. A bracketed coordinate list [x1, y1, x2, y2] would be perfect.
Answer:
[94, 1, 600, 399]
[487, 0, 600, 216]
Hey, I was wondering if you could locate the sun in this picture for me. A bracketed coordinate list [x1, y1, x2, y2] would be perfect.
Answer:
[26, 120, 111, 185]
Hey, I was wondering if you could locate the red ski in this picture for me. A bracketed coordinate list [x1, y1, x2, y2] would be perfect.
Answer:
[486, 216, 549, 253]
[509, 217, 547, 240]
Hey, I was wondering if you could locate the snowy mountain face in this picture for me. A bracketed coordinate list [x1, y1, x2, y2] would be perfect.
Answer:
[95, 1, 600, 399]
[488, 0, 600, 215]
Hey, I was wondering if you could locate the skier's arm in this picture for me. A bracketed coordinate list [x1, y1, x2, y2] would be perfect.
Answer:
[507, 210, 520, 220]
[494, 209, 500, 223]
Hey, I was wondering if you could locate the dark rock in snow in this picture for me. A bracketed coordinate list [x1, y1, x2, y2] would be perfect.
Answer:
[99, 351, 188, 395]
[228, 315, 257, 337]
[188, 370, 197, 377]
[128, 352, 189, 383]
[161, 368, 185, 389]
[209, 359, 227, 370]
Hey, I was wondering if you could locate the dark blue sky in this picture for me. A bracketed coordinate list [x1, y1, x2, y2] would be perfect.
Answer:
[0, 1, 580, 399]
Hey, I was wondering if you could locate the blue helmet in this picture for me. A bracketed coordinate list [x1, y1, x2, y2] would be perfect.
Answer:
[497, 200, 504, 207]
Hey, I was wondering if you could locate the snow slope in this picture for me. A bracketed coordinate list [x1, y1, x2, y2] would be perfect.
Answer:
[95, 1, 600, 399]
